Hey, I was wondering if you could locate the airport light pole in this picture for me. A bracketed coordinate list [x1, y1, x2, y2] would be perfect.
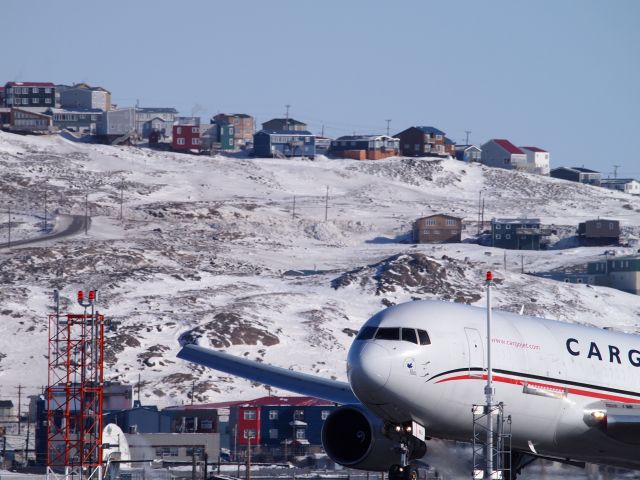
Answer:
[485, 271, 495, 477]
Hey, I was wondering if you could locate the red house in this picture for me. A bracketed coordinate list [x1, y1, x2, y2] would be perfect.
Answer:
[172, 118, 201, 152]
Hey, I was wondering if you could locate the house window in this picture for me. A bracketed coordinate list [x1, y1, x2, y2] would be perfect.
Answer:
[201, 419, 213, 430]
[32, 98, 39, 104]
[506, 224, 511, 229]
[505, 234, 511, 239]
[269, 428, 279, 439]
[321, 410, 330, 420]
[495, 224, 501, 230]
[192, 138, 200, 145]
[293, 410, 304, 421]
[609, 223, 614, 230]
[156, 447, 179, 457]
[177, 127, 182, 134]
[192, 127, 198, 133]
[415, 144, 420, 151]
[243, 429, 256, 439]
[295, 429, 306, 439]
[45, 98, 51, 104]
[446, 219, 456, 226]
[177, 138, 185, 145]
[269, 410, 278, 420]
[243, 409, 257, 420]
[32, 87, 38, 93]
[45, 88, 51, 94]
[426, 219, 437, 225]
[22, 98, 29, 105]
[504, 158, 510, 164]
[495, 234, 502, 239]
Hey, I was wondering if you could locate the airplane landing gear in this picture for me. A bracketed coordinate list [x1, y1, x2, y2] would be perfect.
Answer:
[388, 464, 419, 480]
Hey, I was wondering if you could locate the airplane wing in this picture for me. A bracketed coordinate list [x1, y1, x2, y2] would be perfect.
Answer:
[177, 344, 360, 405]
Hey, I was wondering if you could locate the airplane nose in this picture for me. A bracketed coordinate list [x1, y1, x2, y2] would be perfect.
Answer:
[349, 342, 391, 403]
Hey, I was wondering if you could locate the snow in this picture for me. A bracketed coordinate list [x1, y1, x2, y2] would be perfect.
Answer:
[2, 130, 640, 410]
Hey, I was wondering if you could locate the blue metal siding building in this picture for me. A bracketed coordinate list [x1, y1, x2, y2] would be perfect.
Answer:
[253, 130, 315, 158]
[103, 406, 172, 433]
[491, 218, 550, 250]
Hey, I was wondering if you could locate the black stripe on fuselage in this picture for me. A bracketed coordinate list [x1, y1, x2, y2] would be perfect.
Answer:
[427, 367, 640, 399]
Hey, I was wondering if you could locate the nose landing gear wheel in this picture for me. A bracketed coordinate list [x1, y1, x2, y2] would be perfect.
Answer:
[389, 464, 419, 480]
[403, 465, 419, 480]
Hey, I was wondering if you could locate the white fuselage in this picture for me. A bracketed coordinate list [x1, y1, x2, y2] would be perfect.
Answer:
[347, 300, 640, 469]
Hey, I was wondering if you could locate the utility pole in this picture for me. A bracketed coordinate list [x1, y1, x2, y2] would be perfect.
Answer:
[24, 416, 31, 466]
[285, 104, 291, 130]
[119, 178, 125, 221]
[84, 193, 89, 235]
[385, 119, 391, 136]
[7, 205, 11, 248]
[245, 435, 252, 480]
[521, 255, 524, 274]
[292, 196, 296, 220]
[503, 251, 507, 271]
[465, 130, 472, 145]
[477, 191, 482, 235]
[16, 385, 22, 435]
[321, 124, 325, 137]
[484, 271, 495, 478]
[613, 165, 621, 179]
[137, 373, 141, 405]
[191, 379, 195, 406]
[43, 185, 48, 232]
[324, 186, 329, 222]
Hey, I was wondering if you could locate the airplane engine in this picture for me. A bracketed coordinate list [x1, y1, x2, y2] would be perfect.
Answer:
[322, 406, 426, 471]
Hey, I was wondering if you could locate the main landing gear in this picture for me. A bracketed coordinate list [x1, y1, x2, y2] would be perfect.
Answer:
[388, 463, 419, 480]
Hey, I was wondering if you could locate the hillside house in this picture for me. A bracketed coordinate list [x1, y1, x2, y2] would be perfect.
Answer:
[491, 218, 550, 250]
[600, 178, 640, 195]
[262, 118, 307, 132]
[550, 167, 601, 186]
[253, 130, 315, 158]
[0, 87, 5, 105]
[395, 126, 455, 157]
[588, 256, 640, 295]
[413, 215, 462, 243]
[48, 108, 103, 133]
[480, 139, 528, 171]
[9, 108, 53, 133]
[172, 117, 201, 152]
[455, 144, 482, 162]
[135, 107, 178, 140]
[329, 134, 399, 160]
[60, 83, 111, 111]
[212, 113, 254, 149]
[3, 82, 55, 110]
[96, 108, 136, 142]
[208, 120, 235, 150]
[578, 219, 620, 246]
[520, 146, 550, 175]
[0, 400, 14, 421]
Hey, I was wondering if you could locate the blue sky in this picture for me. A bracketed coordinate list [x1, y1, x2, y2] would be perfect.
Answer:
[2, 0, 639, 175]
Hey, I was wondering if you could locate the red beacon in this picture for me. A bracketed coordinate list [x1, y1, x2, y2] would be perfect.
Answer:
[486, 271, 493, 282]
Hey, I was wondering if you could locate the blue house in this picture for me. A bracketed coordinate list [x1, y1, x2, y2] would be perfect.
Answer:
[455, 144, 482, 162]
[491, 218, 551, 250]
[103, 405, 172, 433]
[253, 130, 315, 158]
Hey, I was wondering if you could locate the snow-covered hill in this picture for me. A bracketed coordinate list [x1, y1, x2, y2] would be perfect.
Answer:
[2, 131, 640, 406]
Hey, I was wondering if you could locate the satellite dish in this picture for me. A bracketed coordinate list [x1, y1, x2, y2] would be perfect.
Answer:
[103, 423, 131, 468]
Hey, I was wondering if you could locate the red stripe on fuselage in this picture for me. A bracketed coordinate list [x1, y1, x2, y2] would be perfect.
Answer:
[435, 373, 640, 404]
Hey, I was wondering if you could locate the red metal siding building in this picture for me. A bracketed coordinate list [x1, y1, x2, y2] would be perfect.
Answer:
[172, 124, 201, 151]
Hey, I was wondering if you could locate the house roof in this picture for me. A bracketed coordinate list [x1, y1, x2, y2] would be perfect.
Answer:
[492, 217, 541, 224]
[71, 83, 110, 93]
[454, 144, 481, 152]
[415, 126, 446, 136]
[263, 118, 306, 127]
[520, 146, 547, 153]
[490, 139, 524, 155]
[444, 137, 455, 145]
[334, 134, 396, 141]
[258, 129, 313, 136]
[0, 400, 14, 408]
[416, 214, 462, 221]
[572, 167, 600, 174]
[137, 107, 178, 114]
[216, 113, 252, 119]
[6, 81, 55, 88]
[48, 107, 104, 114]
[601, 178, 638, 184]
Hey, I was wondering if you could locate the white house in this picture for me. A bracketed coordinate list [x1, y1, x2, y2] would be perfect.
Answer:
[601, 178, 640, 195]
[520, 146, 550, 175]
[480, 139, 527, 171]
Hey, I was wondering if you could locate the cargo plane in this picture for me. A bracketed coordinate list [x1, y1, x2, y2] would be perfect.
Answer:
[178, 299, 640, 479]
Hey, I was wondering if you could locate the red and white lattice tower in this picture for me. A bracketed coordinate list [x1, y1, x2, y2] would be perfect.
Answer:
[46, 290, 105, 480]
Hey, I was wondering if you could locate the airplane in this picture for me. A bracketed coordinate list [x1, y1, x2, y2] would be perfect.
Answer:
[177, 297, 640, 479]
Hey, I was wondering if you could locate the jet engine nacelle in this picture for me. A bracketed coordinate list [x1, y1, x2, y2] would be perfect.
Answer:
[321, 406, 426, 471]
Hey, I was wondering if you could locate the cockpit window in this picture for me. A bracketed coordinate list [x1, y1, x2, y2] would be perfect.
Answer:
[401, 328, 418, 344]
[356, 326, 377, 340]
[375, 327, 400, 340]
[417, 329, 431, 345]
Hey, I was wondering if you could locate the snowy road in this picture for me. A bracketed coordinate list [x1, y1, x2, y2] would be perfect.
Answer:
[2, 214, 89, 248]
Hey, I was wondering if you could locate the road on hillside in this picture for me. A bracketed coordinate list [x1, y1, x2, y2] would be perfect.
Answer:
[2, 214, 89, 248]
